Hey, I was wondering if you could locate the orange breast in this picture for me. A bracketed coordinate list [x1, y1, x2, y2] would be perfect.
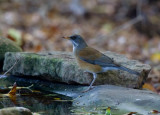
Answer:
[75, 56, 102, 73]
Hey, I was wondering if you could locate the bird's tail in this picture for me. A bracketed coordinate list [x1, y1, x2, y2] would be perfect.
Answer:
[119, 65, 140, 76]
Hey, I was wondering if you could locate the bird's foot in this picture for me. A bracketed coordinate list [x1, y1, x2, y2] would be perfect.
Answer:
[83, 71, 89, 74]
[81, 86, 94, 93]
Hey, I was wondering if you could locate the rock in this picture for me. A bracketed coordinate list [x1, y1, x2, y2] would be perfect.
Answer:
[73, 85, 160, 114]
[0, 37, 22, 69]
[0, 107, 32, 115]
[0, 75, 85, 97]
[3, 51, 151, 88]
[73, 85, 160, 115]
[1, 75, 160, 115]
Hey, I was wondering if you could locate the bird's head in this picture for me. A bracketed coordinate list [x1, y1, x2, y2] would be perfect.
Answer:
[63, 34, 87, 48]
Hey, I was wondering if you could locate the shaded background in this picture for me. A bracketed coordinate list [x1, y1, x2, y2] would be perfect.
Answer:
[0, 0, 160, 93]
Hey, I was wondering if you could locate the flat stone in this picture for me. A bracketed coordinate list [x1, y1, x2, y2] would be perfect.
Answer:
[3, 51, 151, 88]
[73, 85, 160, 115]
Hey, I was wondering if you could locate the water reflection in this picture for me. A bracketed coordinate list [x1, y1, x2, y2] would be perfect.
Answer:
[0, 89, 72, 115]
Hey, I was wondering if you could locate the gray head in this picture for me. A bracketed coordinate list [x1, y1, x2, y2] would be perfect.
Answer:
[64, 34, 88, 49]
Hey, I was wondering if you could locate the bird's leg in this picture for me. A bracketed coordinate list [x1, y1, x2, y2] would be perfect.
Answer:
[89, 73, 97, 89]
[82, 73, 97, 93]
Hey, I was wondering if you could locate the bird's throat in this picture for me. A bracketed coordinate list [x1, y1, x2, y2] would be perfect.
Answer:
[71, 40, 88, 54]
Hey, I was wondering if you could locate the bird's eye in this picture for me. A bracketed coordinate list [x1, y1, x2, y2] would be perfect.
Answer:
[71, 36, 76, 40]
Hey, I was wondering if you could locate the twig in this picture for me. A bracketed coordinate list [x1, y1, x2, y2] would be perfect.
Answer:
[100, 0, 143, 41]
[107, 16, 143, 39]
[2, 56, 21, 76]
[0, 102, 5, 108]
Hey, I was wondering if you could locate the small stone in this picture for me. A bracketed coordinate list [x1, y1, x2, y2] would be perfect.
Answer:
[0, 107, 32, 115]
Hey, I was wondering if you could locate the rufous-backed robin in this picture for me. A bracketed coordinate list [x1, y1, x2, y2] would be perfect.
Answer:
[64, 35, 140, 91]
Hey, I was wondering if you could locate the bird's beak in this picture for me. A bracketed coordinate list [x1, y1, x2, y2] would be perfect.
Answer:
[63, 36, 70, 39]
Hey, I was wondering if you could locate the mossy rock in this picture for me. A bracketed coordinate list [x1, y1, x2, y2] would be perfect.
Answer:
[0, 37, 22, 69]
[3, 51, 151, 88]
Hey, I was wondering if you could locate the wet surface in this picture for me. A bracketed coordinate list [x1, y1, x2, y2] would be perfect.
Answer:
[0, 75, 154, 115]
[0, 89, 73, 115]
[0, 74, 73, 115]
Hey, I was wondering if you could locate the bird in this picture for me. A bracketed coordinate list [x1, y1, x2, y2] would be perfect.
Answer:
[63, 35, 140, 92]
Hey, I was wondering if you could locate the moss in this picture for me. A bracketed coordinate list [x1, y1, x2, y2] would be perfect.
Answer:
[5, 52, 63, 80]
[0, 37, 22, 68]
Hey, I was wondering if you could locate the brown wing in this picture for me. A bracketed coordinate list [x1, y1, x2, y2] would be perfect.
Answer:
[78, 47, 140, 75]
[78, 47, 119, 67]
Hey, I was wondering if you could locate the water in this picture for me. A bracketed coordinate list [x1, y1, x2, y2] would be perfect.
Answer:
[0, 75, 150, 115]
[0, 79, 124, 115]
[0, 89, 73, 115]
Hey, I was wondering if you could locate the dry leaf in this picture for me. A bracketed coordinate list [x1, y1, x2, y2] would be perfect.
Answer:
[150, 110, 160, 114]
[8, 82, 17, 95]
[142, 83, 157, 93]
[151, 53, 160, 63]
[123, 112, 137, 115]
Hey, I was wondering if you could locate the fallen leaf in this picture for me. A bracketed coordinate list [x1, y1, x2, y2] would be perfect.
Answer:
[8, 82, 17, 95]
[34, 44, 42, 52]
[7, 82, 17, 104]
[150, 110, 160, 114]
[142, 83, 157, 93]
[7, 28, 22, 46]
[54, 97, 61, 100]
[151, 53, 160, 63]
[123, 112, 137, 115]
